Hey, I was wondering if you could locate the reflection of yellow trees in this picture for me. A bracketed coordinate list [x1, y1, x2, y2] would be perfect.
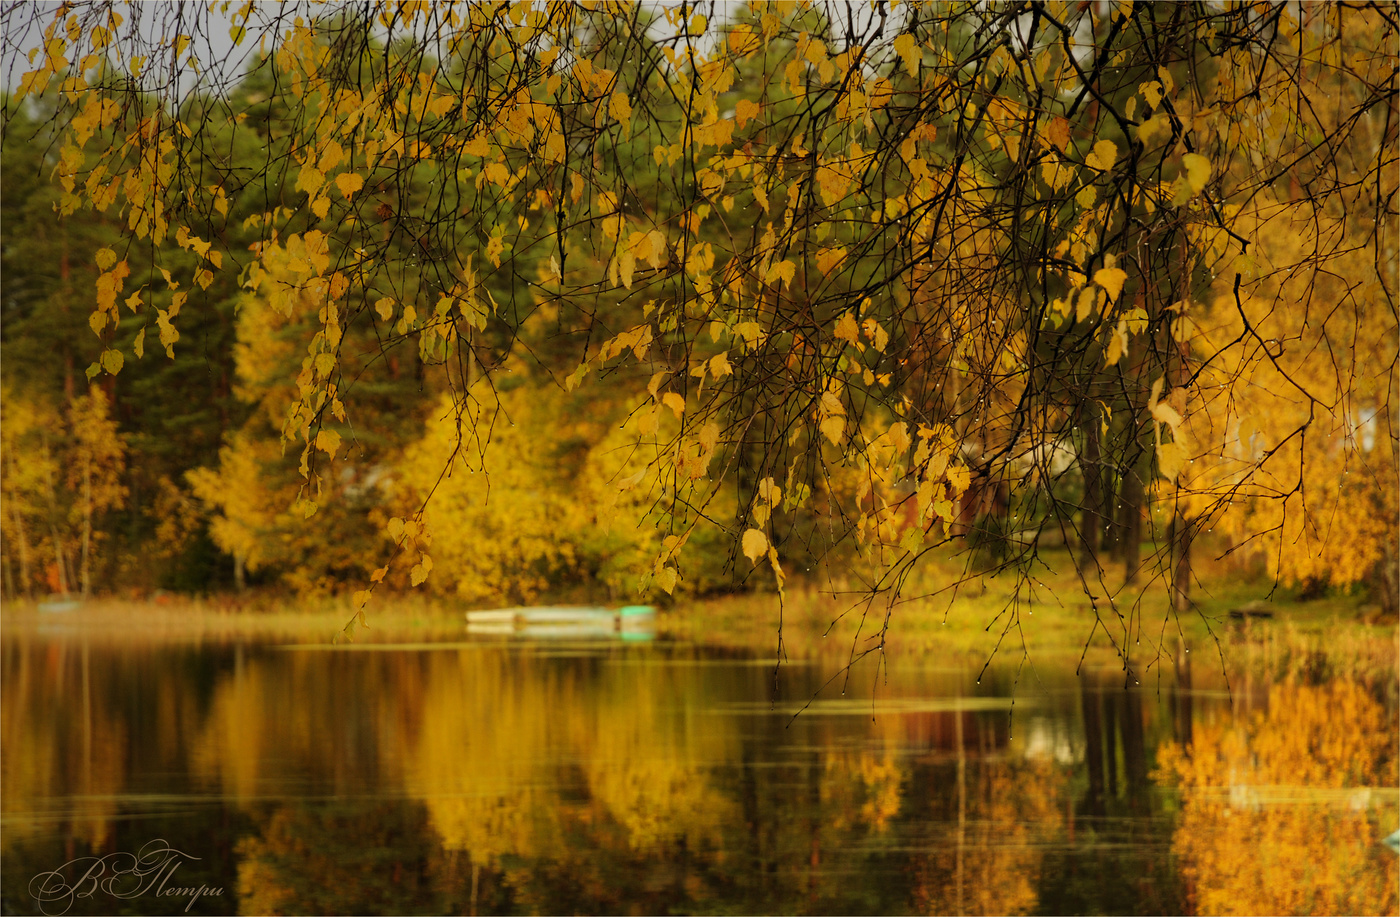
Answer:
[821, 715, 906, 834]
[0, 643, 128, 851]
[5, 640, 1103, 914]
[1157, 680, 1399, 916]
[405, 650, 739, 862]
[576, 663, 739, 852]
[404, 651, 564, 863]
[236, 801, 452, 917]
[910, 758, 1066, 917]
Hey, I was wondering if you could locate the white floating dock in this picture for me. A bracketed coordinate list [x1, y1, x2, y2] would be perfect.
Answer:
[466, 605, 656, 636]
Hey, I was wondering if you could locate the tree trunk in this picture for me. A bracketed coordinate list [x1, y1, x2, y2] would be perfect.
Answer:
[1120, 468, 1144, 585]
[40, 434, 71, 597]
[7, 492, 33, 597]
[1079, 405, 1103, 573]
[80, 451, 92, 600]
[1170, 512, 1193, 613]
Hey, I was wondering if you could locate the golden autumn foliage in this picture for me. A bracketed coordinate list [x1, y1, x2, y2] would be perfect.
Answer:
[399, 379, 658, 603]
[1156, 679, 1400, 916]
[2, 1, 1394, 616]
[0, 384, 125, 597]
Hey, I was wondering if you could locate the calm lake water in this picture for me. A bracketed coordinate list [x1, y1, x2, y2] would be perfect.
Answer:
[2, 626, 1396, 916]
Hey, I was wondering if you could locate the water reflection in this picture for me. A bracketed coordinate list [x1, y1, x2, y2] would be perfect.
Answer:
[2, 635, 1395, 915]
[1157, 678, 1399, 916]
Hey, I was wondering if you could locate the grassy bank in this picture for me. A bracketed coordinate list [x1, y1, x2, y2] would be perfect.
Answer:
[3, 547, 1394, 682]
[663, 548, 1398, 680]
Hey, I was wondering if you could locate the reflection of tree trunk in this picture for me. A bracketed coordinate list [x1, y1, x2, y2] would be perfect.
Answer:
[234, 553, 246, 591]
[741, 744, 762, 893]
[1173, 643, 1194, 750]
[1121, 688, 1147, 813]
[1103, 691, 1119, 799]
[1080, 405, 1103, 573]
[1080, 682, 1105, 817]
[955, 696, 965, 917]
[807, 749, 820, 905]
[1119, 468, 1144, 585]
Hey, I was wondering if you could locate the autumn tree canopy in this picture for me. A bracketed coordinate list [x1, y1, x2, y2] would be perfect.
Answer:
[2, 1, 1395, 637]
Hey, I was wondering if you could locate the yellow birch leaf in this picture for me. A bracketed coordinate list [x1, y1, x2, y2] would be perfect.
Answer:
[820, 414, 845, 445]
[1151, 399, 1183, 432]
[95, 247, 117, 270]
[334, 172, 364, 199]
[766, 259, 796, 289]
[1157, 440, 1187, 481]
[709, 351, 732, 377]
[1076, 287, 1098, 322]
[1085, 139, 1117, 171]
[815, 246, 847, 274]
[1105, 320, 1128, 366]
[742, 528, 769, 563]
[734, 98, 761, 128]
[758, 477, 781, 506]
[1182, 152, 1211, 194]
[388, 518, 405, 540]
[646, 230, 667, 269]
[315, 429, 341, 458]
[89, 311, 108, 335]
[1044, 116, 1070, 152]
[157, 309, 179, 356]
[655, 566, 678, 593]
[370, 567, 388, 583]
[296, 163, 325, 195]
[892, 32, 919, 78]
[698, 421, 720, 454]
[352, 589, 370, 609]
[134, 327, 145, 359]
[374, 297, 394, 321]
[1135, 111, 1171, 147]
[463, 134, 489, 157]
[1140, 80, 1163, 111]
[319, 140, 344, 173]
[835, 312, 860, 346]
[1094, 266, 1127, 301]
[662, 391, 685, 418]
[947, 464, 971, 495]
[100, 348, 123, 375]
[311, 196, 330, 219]
[609, 91, 632, 125]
